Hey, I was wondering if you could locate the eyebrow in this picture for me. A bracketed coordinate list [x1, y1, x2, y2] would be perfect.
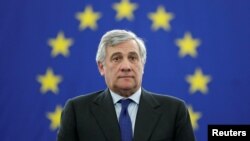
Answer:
[110, 51, 139, 58]
[110, 52, 122, 58]
[128, 52, 139, 56]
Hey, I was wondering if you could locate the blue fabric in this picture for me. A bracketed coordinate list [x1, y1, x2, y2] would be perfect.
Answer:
[119, 99, 133, 141]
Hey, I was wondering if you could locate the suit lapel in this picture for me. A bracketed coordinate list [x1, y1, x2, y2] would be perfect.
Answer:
[133, 90, 162, 141]
[90, 89, 121, 141]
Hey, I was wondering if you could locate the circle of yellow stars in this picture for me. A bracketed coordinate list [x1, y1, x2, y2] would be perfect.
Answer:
[36, 0, 212, 132]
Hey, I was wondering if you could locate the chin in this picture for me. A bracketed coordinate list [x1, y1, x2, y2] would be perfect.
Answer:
[119, 86, 134, 90]
[115, 84, 134, 90]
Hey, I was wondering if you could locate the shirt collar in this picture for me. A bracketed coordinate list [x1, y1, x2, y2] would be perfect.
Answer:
[110, 87, 141, 105]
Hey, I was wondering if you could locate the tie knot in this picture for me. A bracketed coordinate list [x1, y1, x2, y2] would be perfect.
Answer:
[119, 99, 132, 109]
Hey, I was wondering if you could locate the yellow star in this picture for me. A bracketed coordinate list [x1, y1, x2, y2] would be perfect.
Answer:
[76, 6, 101, 30]
[48, 32, 73, 57]
[186, 68, 211, 94]
[47, 105, 63, 130]
[148, 6, 174, 31]
[37, 68, 62, 94]
[176, 32, 201, 58]
[188, 105, 202, 130]
[113, 0, 138, 21]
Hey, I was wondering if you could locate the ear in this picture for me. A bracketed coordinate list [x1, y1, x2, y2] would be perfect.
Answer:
[97, 61, 105, 76]
[141, 63, 145, 74]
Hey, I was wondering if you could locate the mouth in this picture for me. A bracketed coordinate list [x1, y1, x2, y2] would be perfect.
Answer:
[118, 76, 134, 79]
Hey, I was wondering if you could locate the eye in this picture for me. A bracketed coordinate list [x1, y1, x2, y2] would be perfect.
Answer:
[129, 55, 138, 62]
[112, 56, 122, 62]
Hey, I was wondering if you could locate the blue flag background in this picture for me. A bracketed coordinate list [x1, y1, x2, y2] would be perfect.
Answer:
[1, 0, 250, 141]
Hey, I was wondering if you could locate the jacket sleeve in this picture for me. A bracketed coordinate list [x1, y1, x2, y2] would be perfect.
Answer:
[57, 99, 78, 141]
[174, 101, 196, 141]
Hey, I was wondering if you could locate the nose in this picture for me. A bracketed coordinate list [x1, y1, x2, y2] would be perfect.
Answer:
[120, 59, 131, 72]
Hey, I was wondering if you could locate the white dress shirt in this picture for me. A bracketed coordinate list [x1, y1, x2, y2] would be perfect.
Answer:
[110, 88, 141, 134]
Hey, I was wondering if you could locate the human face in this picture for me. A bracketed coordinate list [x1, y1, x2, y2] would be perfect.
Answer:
[98, 40, 144, 97]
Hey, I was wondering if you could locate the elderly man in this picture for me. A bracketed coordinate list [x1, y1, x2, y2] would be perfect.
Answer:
[57, 29, 195, 141]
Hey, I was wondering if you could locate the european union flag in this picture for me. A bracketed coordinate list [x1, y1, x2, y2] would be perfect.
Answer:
[1, 0, 250, 140]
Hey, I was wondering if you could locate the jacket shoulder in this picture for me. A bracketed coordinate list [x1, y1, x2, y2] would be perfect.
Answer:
[66, 90, 105, 107]
[144, 90, 186, 106]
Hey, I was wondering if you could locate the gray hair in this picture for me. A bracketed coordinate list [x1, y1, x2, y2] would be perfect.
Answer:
[96, 29, 147, 65]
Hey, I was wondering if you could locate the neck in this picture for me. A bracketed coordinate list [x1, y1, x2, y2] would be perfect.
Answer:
[111, 88, 140, 97]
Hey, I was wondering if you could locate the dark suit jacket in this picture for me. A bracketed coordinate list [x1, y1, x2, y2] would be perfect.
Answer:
[57, 89, 195, 141]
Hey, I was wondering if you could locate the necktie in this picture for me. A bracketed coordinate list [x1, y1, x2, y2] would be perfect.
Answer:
[119, 99, 133, 141]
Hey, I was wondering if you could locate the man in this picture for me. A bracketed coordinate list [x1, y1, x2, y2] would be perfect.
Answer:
[57, 29, 195, 141]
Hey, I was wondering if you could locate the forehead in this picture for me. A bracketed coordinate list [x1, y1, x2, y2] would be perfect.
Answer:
[106, 40, 140, 56]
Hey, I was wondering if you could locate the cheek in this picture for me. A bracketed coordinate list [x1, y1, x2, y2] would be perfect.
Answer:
[134, 64, 144, 75]
[105, 65, 117, 77]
